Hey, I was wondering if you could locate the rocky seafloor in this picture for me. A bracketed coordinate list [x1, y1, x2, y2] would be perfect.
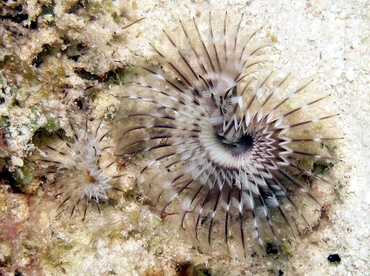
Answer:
[0, 0, 369, 275]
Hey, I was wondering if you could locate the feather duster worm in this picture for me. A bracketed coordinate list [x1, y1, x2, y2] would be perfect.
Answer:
[117, 11, 339, 255]
[35, 111, 123, 220]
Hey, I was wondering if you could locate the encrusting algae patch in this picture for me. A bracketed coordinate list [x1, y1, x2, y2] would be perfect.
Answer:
[1, 0, 369, 275]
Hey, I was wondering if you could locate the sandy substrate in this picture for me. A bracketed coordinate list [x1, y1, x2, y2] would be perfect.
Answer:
[0, 0, 369, 275]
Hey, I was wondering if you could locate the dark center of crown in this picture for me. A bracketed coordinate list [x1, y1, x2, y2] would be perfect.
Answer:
[220, 133, 255, 157]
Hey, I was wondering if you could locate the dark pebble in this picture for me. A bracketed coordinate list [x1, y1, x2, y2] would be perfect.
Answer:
[327, 253, 341, 263]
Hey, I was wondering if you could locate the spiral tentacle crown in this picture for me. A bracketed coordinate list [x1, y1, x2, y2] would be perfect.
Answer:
[119, 11, 338, 253]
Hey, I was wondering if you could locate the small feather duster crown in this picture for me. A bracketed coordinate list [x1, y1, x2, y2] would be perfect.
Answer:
[118, 11, 338, 255]
[35, 111, 122, 220]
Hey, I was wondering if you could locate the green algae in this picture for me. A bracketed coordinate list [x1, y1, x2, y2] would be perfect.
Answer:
[13, 161, 34, 186]
[280, 240, 294, 259]
[43, 113, 60, 132]
[0, 116, 9, 127]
